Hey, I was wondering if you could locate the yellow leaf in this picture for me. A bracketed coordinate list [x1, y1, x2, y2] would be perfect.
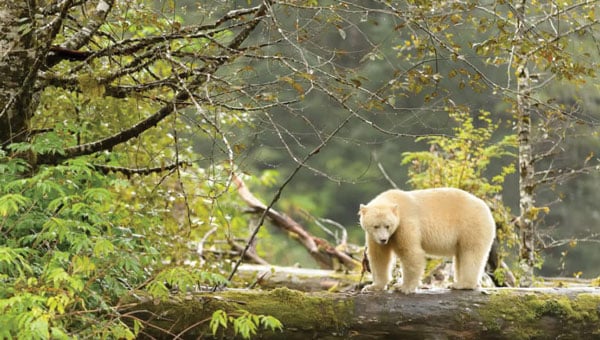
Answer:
[78, 74, 105, 98]
[292, 82, 304, 95]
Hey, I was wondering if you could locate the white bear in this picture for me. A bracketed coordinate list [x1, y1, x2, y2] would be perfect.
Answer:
[359, 188, 495, 294]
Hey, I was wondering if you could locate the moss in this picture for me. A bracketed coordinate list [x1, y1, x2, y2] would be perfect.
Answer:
[213, 287, 354, 332]
[573, 294, 600, 323]
[478, 291, 600, 339]
[131, 288, 355, 338]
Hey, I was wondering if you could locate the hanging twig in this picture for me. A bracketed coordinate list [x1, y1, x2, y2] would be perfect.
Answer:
[377, 162, 399, 189]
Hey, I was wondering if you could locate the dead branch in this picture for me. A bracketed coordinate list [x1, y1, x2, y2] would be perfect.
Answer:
[232, 174, 360, 271]
[228, 240, 269, 265]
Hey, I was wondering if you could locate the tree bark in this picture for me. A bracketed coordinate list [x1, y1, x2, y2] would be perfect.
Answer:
[0, 0, 270, 166]
[127, 287, 600, 339]
[514, 0, 537, 286]
[0, 0, 38, 145]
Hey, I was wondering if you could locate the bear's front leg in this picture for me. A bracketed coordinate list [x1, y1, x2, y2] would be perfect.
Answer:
[361, 239, 393, 293]
[395, 249, 426, 294]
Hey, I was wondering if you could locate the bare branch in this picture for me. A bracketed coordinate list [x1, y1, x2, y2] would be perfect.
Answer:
[540, 233, 600, 250]
[231, 174, 359, 270]
[534, 166, 596, 186]
[376, 161, 399, 190]
[229, 240, 269, 265]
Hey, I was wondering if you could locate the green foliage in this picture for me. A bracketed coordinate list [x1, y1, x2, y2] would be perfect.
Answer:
[147, 267, 228, 300]
[0, 140, 240, 338]
[401, 106, 519, 283]
[1, 154, 136, 338]
[401, 106, 516, 197]
[210, 309, 283, 339]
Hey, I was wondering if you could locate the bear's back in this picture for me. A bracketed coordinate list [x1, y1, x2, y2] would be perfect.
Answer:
[374, 188, 486, 212]
[411, 188, 489, 219]
[381, 188, 494, 256]
[411, 188, 494, 253]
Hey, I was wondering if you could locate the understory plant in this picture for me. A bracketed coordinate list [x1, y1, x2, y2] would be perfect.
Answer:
[401, 105, 519, 284]
[0, 138, 279, 338]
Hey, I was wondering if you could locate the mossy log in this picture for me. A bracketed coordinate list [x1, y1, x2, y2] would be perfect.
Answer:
[129, 287, 600, 339]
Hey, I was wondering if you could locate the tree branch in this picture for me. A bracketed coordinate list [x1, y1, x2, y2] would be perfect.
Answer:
[232, 174, 360, 270]
[93, 161, 191, 177]
[44, 0, 113, 67]
[39, 100, 178, 165]
[62, 0, 114, 50]
[37, 2, 269, 165]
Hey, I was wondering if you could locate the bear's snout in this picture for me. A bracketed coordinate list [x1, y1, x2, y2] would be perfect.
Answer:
[379, 238, 389, 245]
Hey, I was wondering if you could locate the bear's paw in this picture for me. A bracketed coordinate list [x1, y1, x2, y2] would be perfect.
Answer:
[449, 282, 478, 290]
[392, 283, 418, 294]
[360, 283, 386, 293]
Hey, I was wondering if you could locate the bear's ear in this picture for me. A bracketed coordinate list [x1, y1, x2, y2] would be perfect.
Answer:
[392, 204, 400, 217]
[358, 204, 367, 216]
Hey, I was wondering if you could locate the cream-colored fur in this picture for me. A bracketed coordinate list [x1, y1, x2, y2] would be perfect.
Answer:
[359, 188, 495, 294]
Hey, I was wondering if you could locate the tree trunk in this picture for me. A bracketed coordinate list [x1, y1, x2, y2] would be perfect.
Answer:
[127, 287, 600, 339]
[514, 0, 536, 286]
[0, 0, 38, 146]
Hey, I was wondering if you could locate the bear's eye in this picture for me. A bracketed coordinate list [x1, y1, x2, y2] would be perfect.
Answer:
[384, 225, 389, 230]
[373, 225, 380, 229]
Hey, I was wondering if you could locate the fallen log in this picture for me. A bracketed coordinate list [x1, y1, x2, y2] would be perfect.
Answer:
[128, 287, 600, 339]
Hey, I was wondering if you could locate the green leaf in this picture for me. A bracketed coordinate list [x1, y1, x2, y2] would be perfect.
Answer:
[234, 312, 258, 339]
[146, 281, 169, 299]
[29, 315, 50, 340]
[0, 194, 31, 217]
[50, 327, 70, 340]
[47, 294, 70, 315]
[260, 315, 283, 332]
[210, 310, 228, 335]
[45, 267, 71, 288]
[83, 188, 112, 202]
[71, 255, 96, 275]
[93, 238, 115, 257]
[0, 246, 32, 276]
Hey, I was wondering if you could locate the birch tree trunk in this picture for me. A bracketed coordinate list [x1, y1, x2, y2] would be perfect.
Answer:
[514, 0, 536, 287]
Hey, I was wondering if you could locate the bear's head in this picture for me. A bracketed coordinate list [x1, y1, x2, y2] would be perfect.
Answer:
[358, 203, 400, 245]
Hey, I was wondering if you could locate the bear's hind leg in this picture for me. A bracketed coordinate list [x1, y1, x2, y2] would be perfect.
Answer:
[451, 248, 487, 290]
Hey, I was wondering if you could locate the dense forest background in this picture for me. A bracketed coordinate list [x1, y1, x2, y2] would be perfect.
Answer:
[1, 0, 600, 338]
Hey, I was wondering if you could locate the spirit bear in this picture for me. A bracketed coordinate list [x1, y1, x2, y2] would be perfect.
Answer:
[359, 188, 495, 294]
